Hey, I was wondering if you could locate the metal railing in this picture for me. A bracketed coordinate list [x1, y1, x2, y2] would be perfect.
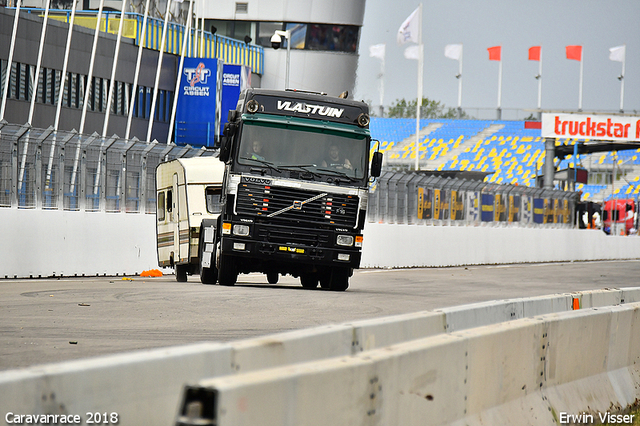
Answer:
[21, 9, 265, 75]
[0, 121, 215, 212]
[368, 171, 580, 228]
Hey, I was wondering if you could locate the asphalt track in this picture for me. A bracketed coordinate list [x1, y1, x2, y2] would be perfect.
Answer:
[1, 260, 639, 371]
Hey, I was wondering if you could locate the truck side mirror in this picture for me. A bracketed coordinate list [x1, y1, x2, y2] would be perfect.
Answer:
[371, 151, 383, 177]
[219, 123, 237, 163]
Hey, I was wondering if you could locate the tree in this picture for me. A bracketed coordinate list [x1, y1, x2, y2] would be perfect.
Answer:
[387, 97, 468, 119]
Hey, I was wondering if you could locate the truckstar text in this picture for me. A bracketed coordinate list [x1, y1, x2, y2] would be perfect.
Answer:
[541, 113, 640, 142]
[554, 116, 635, 139]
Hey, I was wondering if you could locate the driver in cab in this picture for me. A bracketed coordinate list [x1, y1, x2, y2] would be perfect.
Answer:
[248, 140, 265, 161]
[321, 143, 352, 170]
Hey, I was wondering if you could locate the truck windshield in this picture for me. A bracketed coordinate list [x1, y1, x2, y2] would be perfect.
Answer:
[237, 121, 368, 180]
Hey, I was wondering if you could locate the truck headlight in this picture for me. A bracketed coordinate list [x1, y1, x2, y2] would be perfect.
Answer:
[336, 235, 354, 246]
[233, 224, 250, 236]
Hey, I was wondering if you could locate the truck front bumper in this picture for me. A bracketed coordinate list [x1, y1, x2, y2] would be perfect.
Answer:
[220, 222, 362, 270]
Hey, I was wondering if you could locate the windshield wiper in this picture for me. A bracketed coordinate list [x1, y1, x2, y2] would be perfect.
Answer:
[278, 164, 322, 179]
[316, 168, 359, 182]
[240, 157, 282, 173]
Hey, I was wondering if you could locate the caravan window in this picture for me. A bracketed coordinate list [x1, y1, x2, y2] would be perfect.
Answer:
[206, 187, 223, 214]
[157, 192, 165, 221]
[167, 190, 173, 213]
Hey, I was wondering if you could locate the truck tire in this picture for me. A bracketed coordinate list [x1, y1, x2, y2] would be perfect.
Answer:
[319, 270, 331, 290]
[300, 274, 318, 289]
[329, 267, 349, 292]
[175, 264, 188, 282]
[198, 228, 218, 285]
[217, 254, 237, 286]
[267, 272, 279, 284]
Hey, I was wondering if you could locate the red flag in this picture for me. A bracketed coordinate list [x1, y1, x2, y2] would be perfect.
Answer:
[528, 46, 541, 61]
[565, 45, 582, 61]
[487, 46, 501, 61]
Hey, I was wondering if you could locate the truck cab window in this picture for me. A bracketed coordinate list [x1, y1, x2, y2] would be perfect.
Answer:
[206, 187, 223, 213]
[157, 192, 165, 221]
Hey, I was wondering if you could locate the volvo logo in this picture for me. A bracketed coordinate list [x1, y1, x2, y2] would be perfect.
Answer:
[293, 201, 303, 210]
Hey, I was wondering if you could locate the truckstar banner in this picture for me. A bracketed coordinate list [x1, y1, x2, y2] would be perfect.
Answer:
[541, 113, 640, 142]
[175, 58, 223, 147]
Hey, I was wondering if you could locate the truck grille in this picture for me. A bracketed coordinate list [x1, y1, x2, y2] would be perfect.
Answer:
[256, 226, 330, 246]
[236, 182, 359, 228]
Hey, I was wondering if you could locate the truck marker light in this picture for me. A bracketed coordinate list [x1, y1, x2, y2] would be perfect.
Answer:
[222, 222, 232, 234]
[355, 236, 363, 247]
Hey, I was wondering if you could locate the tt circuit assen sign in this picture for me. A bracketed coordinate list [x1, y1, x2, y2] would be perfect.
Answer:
[542, 113, 640, 142]
[175, 58, 223, 147]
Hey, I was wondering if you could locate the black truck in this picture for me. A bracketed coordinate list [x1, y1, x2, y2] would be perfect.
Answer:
[197, 88, 382, 291]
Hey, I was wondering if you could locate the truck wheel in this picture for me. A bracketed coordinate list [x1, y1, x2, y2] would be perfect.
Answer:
[319, 270, 331, 290]
[175, 264, 188, 282]
[198, 231, 218, 285]
[329, 267, 349, 292]
[217, 254, 237, 286]
[267, 272, 279, 284]
[300, 274, 318, 289]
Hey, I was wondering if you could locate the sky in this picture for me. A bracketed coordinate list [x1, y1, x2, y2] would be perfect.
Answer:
[354, 0, 640, 119]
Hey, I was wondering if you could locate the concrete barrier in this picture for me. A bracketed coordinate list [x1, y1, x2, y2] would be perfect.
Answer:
[1, 288, 639, 425]
[177, 303, 640, 426]
[0, 209, 158, 278]
[361, 223, 640, 268]
[2, 209, 640, 278]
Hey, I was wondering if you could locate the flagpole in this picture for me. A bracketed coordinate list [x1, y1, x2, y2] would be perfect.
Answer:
[457, 46, 463, 117]
[147, 0, 173, 143]
[619, 44, 625, 113]
[125, 0, 151, 140]
[414, 2, 422, 171]
[537, 47, 542, 113]
[497, 56, 502, 120]
[578, 49, 583, 112]
[103, 0, 128, 137]
[0, 0, 22, 122]
[168, 0, 194, 145]
[380, 55, 385, 117]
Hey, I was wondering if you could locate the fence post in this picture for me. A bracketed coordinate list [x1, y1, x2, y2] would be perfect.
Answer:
[120, 140, 136, 213]
[140, 140, 157, 214]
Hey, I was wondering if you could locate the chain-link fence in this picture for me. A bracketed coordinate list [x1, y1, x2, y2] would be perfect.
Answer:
[0, 122, 216, 212]
[368, 171, 581, 228]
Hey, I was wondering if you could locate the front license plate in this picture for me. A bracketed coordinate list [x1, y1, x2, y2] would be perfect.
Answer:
[279, 246, 305, 254]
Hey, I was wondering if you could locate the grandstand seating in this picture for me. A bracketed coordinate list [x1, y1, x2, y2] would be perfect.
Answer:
[369, 117, 640, 202]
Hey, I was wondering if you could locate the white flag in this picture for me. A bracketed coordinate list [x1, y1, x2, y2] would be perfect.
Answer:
[609, 45, 625, 62]
[444, 44, 462, 61]
[404, 45, 420, 60]
[369, 44, 386, 60]
[397, 7, 420, 45]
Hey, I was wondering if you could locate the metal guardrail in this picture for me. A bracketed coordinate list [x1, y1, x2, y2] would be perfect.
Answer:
[0, 121, 215, 212]
[369, 171, 580, 228]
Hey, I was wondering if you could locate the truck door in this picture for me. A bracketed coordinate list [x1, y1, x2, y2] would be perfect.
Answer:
[172, 173, 181, 262]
